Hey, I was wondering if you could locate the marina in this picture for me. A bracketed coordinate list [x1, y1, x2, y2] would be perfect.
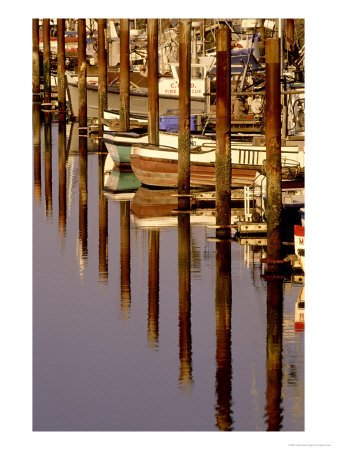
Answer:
[31, 17, 311, 437]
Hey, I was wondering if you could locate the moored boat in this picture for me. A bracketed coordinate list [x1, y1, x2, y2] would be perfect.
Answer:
[130, 141, 304, 188]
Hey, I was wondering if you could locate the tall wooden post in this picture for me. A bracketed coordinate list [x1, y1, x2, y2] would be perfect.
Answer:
[147, 19, 159, 146]
[78, 19, 87, 129]
[178, 19, 191, 211]
[32, 19, 40, 98]
[215, 25, 231, 238]
[265, 38, 282, 267]
[119, 19, 130, 131]
[57, 19, 66, 119]
[98, 19, 107, 135]
[43, 19, 51, 104]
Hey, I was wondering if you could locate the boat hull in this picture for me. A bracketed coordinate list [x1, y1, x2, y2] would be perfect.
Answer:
[130, 141, 305, 188]
[130, 152, 259, 188]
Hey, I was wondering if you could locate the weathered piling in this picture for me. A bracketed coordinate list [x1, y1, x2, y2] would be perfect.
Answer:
[78, 136, 88, 259]
[120, 201, 131, 318]
[32, 19, 40, 98]
[265, 38, 282, 267]
[178, 213, 193, 391]
[98, 19, 107, 135]
[148, 229, 160, 347]
[178, 19, 191, 211]
[215, 239, 233, 431]
[265, 277, 283, 431]
[215, 25, 231, 237]
[98, 154, 108, 282]
[43, 19, 51, 104]
[119, 19, 130, 132]
[58, 120, 67, 239]
[78, 19, 87, 129]
[147, 19, 159, 146]
[57, 19, 66, 119]
[33, 102, 41, 203]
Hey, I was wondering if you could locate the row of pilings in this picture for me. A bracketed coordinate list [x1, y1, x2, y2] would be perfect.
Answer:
[32, 18, 283, 269]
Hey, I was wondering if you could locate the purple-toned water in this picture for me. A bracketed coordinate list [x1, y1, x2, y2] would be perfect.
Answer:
[33, 112, 304, 431]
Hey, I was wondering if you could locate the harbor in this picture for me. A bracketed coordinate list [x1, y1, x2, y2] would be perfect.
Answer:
[31, 16, 310, 436]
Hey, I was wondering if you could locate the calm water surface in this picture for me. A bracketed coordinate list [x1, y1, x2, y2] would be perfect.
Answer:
[33, 109, 304, 431]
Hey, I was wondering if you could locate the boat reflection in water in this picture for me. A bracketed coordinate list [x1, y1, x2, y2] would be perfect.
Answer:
[214, 239, 233, 431]
[295, 285, 305, 332]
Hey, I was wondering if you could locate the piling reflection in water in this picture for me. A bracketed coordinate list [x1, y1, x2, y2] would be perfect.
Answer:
[214, 239, 233, 431]
[147, 229, 160, 348]
[58, 120, 67, 241]
[33, 102, 41, 204]
[98, 154, 108, 282]
[78, 137, 88, 274]
[264, 276, 284, 431]
[178, 213, 193, 392]
[43, 113, 52, 219]
[120, 201, 131, 318]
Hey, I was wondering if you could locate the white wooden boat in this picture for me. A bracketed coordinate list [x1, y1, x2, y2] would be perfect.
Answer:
[130, 141, 305, 188]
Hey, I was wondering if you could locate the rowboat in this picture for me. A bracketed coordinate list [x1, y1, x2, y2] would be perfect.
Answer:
[130, 141, 305, 188]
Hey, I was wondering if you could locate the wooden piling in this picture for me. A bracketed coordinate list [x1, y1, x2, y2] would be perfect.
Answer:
[43, 19, 51, 104]
[265, 38, 282, 266]
[215, 26, 231, 237]
[32, 19, 40, 98]
[78, 19, 87, 128]
[57, 19, 66, 119]
[178, 19, 191, 211]
[119, 19, 130, 132]
[98, 19, 107, 135]
[147, 19, 159, 146]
